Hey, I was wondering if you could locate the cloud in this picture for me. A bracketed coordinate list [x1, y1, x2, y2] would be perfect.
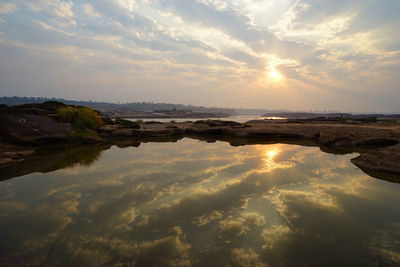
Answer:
[0, 2, 17, 14]
[0, 0, 398, 111]
[81, 3, 101, 19]
[22, 0, 73, 16]
[2, 140, 400, 266]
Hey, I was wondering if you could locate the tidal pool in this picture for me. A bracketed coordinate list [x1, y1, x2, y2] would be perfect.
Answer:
[0, 138, 400, 266]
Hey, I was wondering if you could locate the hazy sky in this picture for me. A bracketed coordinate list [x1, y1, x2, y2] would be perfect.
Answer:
[0, 0, 399, 112]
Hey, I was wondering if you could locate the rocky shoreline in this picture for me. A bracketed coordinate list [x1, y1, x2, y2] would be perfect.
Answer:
[1, 102, 399, 182]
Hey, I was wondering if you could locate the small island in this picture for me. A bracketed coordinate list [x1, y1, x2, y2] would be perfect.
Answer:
[1, 101, 399, 183]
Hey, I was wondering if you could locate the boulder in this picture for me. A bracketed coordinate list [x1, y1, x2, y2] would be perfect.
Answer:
[115, 118, 140, 129]
[141, 128, 183, 137]
[193, 120, 241, 127]
[351, 144, 400, 174]
[113, 128, 140, 137]
[222, 125, 319, 139]
[80, 135, 103, 144]
[318, 131, 354, 147]
[101, 116, 115, 125]
[99, 125, 120, 134]
[0, 113, 73, 143]
[0, 158, 15, 165]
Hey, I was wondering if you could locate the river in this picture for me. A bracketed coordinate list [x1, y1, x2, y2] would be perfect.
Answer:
[127, 115, 286, 123]
[0, 138, 399, 266]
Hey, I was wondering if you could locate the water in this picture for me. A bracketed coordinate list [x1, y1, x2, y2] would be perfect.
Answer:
[128, 115, 286, 123]
[1, 138, 400, 266]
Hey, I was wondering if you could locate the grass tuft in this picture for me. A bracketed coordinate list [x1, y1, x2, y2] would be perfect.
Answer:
[58, 106, 104, 130]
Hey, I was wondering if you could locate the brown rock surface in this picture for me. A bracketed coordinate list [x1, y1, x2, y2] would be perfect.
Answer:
[2, 112, 400, 177]
[0, 113, 73, 143]
[113, 128, 140, 137]
[351, 144, 400, 174]
[99, 125, 121, 134]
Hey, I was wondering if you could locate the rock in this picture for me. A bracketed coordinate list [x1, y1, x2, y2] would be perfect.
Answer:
[319, 131, 354, 147]
[0, 113, 74, 143]
[3, 149, 35, 157]
[144, 121, 162, 124]
[99, 125, 120, 134]
[0, 158, 15, 165]
[113, 128, 140, 137]
[80, 135, 103, 144]
[223, 125, 319, 139]
[113, 124, 184, 137]
[101, 116, 115, 125]
[351, 144, 400, 174]
[115, 118, 140, 129]
[245, 119, 276, 124]
[353, 138, 399, 147]
[140, 128, 183, 137]
[193, 120, 241, 127]
[319, 128, 400, 147]
[187, 127, 224, 135]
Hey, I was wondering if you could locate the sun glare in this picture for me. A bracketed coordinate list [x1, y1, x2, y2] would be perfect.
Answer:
[260, 146, 294, 172]
[267, 70, 283, 82]
[266, 149, 278, 160]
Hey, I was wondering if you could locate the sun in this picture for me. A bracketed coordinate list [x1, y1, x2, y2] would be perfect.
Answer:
[267, 69, 283, 82]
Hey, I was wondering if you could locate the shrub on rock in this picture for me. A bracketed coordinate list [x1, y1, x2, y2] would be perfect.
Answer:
[115, 117, 140, 129]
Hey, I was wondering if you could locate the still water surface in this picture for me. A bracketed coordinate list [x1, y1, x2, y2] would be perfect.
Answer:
[1, 138, 400, 266]
[131, 115, 285, 123]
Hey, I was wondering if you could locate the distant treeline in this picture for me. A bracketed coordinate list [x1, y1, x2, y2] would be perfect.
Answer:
[0, 96, 237, 115]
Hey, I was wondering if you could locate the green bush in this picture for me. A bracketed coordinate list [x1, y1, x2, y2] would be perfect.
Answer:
[58, 106, 104, 130]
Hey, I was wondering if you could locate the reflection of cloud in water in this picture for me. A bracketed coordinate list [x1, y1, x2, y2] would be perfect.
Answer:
[261, 145, 295, 171]
[261, 179, 400, 266]
[192, 210, 223, 227]
[262, 225, 292, 250]
[61, 226, 191, 267]
[231, 248, 268, 267]
[218, 213, 266, 243]
[1, 139, 400, 266]
[0, 192, 80, 264]
[0, 201, 26, 213]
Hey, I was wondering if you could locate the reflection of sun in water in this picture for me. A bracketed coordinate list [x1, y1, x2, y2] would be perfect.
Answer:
[262, 147, 293, 171]
[266, 149, 278, 160]
[267, 69, 283, 82]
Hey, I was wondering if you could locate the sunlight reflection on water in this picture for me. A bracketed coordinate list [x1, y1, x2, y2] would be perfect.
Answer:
[0, 138, 399, 267]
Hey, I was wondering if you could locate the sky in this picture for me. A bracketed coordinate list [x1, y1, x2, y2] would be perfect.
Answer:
[0, 0, 399, 112]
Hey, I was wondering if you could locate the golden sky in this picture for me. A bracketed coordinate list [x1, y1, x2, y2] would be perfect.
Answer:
[0, 0, 399, 112]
